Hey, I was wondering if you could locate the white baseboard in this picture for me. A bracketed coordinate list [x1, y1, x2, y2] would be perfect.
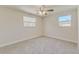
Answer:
[45, 35, 77, 44]
[0, 35, 42, 48]
[0, 35, 77, 48]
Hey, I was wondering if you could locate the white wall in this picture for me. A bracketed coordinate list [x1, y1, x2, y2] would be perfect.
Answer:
[0, 7, 43, 47]
[77, 7, 79, 49]
[43, 9, 78, 43]
[0, 6, 77, 47]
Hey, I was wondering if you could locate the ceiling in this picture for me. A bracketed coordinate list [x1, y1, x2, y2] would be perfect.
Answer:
[4, 5, 78, 16]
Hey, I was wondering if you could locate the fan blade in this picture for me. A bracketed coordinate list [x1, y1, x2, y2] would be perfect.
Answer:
[47, 9, 54, 11]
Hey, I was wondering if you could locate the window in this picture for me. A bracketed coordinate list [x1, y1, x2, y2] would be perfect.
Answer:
[58, 15, 71, 27]
[23, 16, 36, 27]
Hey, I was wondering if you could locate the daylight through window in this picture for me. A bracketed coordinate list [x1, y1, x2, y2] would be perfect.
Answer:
[23, 16, 36, 27]
[58, 15, 71, 27]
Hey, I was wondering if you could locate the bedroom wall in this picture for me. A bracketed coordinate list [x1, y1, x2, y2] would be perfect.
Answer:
[77, 7, 79, 49]
[0, 7, 43, 47]
[43, 9, 78, 43]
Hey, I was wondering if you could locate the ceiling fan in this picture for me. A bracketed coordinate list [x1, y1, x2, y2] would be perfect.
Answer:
[37, 5, 54, 16]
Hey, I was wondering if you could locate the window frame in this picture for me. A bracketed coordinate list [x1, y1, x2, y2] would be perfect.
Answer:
[58, 15, 72, 27]
[23, 16, 36, 27]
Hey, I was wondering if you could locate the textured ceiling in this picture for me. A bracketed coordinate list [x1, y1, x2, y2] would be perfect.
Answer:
[3, 5, 78, 16]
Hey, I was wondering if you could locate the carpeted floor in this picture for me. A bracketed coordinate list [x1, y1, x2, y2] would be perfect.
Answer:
[0, 36, 78, 54]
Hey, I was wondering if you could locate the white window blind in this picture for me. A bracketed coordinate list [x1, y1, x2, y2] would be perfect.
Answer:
[23, 16, 36, 27]
[58, 15, 71, 27]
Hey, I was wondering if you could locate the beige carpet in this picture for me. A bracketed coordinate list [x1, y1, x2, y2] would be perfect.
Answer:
[0, 36, 78, 54]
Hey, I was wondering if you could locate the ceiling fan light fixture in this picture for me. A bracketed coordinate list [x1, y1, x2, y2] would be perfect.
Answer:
[38, 10, 47, 16]
[37, 5, 54, 16]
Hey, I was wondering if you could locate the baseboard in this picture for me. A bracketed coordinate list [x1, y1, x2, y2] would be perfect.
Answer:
[0, 35, 77, 48]
[45, 35, 77, 44]
[0, 35, 42, 48]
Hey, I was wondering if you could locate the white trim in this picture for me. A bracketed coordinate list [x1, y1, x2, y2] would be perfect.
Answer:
[0, 35, 77, 48]
[0, 35, 42, 48]
[45, 35, 77, 44]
